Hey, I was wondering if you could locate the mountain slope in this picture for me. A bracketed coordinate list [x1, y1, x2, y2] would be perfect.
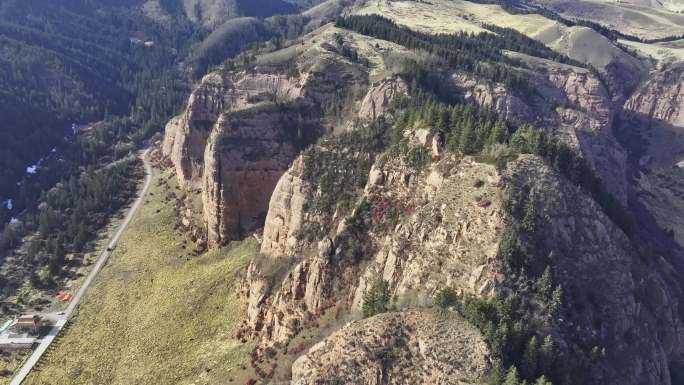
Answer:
[13, 0, 684, 384]
[157, 2, 684, 382]
[530, 0, 684, 40]
[181, 0, 327, 28]
[0, 0, 193, 213]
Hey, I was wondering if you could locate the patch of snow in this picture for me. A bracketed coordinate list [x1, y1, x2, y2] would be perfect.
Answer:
[26, 165, 38, 174]
[10, 218, 19, 224]
[2, 199, 11, 210]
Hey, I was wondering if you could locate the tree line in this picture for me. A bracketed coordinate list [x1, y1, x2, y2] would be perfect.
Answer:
[335, 14, 582, 94]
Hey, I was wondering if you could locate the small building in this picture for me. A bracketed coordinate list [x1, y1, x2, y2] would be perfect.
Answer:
[15, 315, 41, 334]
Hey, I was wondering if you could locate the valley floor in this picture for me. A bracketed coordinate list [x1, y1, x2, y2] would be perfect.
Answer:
[22, 155, 257, 385]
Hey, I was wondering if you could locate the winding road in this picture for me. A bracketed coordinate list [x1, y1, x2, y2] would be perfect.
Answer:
[9, 149, 153, 385]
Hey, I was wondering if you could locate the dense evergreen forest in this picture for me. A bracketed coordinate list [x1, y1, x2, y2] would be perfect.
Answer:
[0, 158, 142, 291]
[0, 0, 196, 218]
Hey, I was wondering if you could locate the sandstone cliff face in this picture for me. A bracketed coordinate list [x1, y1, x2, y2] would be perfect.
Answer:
[260, 156, 308, 257]
[202, 106, 302, 245]
[246, 126, 505, 348]
[351, 156, 504, 311]
[620, 65, 684, 246]
[243, 239, 333, 345]
[291, 310, 491, 385]
[162, 71, 305, 190]
[624, 64, 684, 127]
[246, 141, 684, 384]
[162, 26, 421, 246]
[538, 68, 628, 204]
[246, 64, 626, 352]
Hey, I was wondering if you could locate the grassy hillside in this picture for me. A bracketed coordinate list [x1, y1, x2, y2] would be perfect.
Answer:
[534, 0, 684, 39]
[23, 162, 257, 385]
[354, 0, 643, 73]
[181, 0, 320, 28]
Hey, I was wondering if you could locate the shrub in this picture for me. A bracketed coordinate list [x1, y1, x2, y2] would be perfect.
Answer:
[434, 287, 458, 309]
[362, 278, 390, 317]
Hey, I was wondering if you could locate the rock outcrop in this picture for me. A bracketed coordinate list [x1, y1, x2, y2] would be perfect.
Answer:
[351, 156, 504, 311]
[202, 105, 303, 245]
[358, 77, 409, 121]
[291, 310, 492, 385]
[260, 156, 308, 257]
[243, 238, 333, 345]
[451, 72, 532, 122]
[162, 72, 304, 190]
[246, 135, 506, 347]
[624, 64, 684, 127]
[451, 64, 628, 204]
[541, 68, 628, 204]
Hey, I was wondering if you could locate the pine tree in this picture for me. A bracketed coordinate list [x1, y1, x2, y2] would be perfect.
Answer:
[538, 266, 553, 299]
[522, 193, 537, 232]
[450, 106, 462, 137]
[489, 119, 508, 145]
[539, 335, 555, 376]
[362, 279, 390, 317]
[437, 107, 451, 133]
[460, 121, 478, 155]
[522, 336, 539, 379]
[434, 287, 458, 309]
[504, 366, 520, 385]
[550, 286, 563, 318]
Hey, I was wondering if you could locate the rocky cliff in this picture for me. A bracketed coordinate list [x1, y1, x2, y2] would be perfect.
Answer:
[620, 64, 684, 246]
[245, 140, 684, 384]
[505, 155, 683, 385]
[624, 64, 684, 127]
[451, 62, 628, 204]
[163, 26, 417, 246]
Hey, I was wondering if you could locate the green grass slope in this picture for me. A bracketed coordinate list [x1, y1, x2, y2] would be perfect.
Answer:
[24, 163, 256, 385]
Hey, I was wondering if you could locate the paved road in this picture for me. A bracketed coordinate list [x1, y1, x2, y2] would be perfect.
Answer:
[9, 149, 153, 385]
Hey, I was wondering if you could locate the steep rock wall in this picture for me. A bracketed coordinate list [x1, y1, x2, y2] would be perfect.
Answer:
[202, 106, 302, 245]
[624, 64, 684, 127]
[162, 71, 304, 190]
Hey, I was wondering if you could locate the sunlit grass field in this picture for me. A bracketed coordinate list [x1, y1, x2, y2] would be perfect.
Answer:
[24, 165, 256, 385]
